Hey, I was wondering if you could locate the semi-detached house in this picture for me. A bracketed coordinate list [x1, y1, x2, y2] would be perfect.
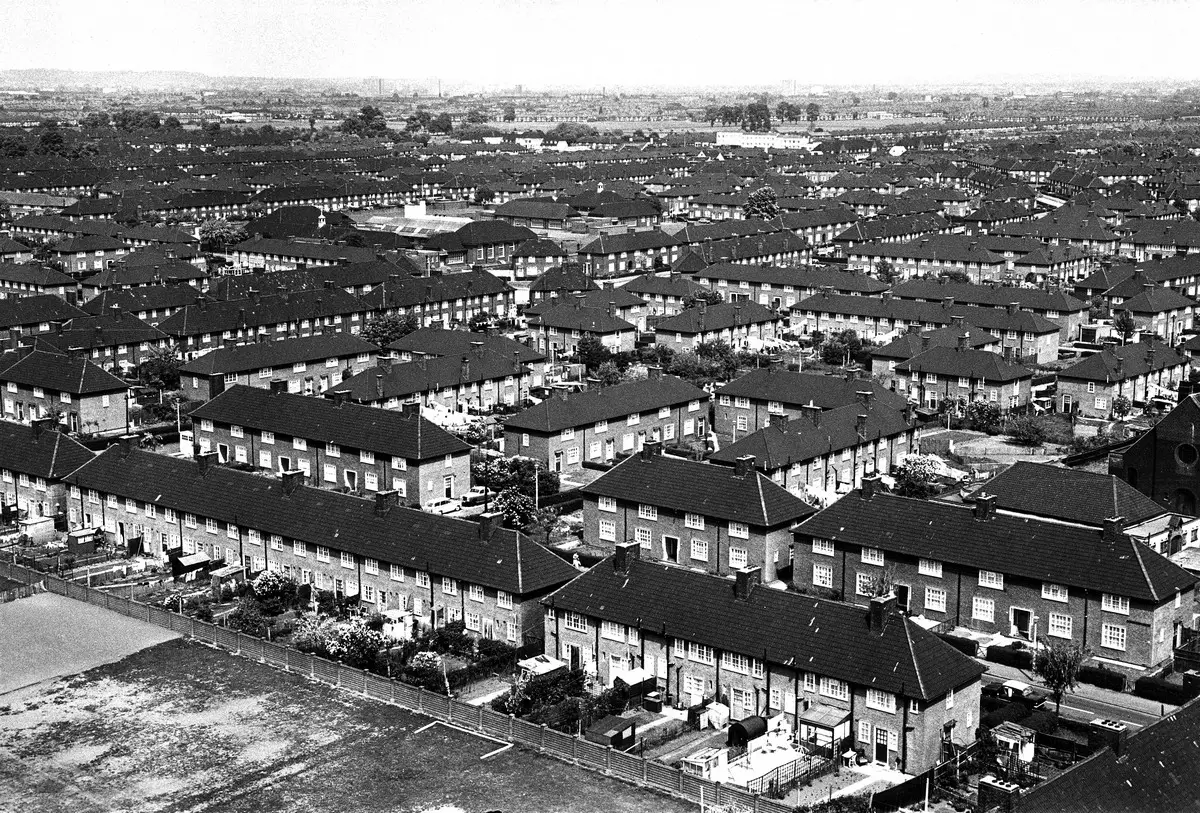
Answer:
[65, 445, 576, 644]
[1057, 342, 1188, 419]
[0, 346, 130, 434]
[579, 444, 815, 582]
[356, 269, 516, 329]
[543, 547, 984, 774]
[895, 344, 1034, 413]
[793, 481, 1197, 670]
[0, 419, 94, 526]
[335, 348, 534, 414]
[190, 384, 471, 506]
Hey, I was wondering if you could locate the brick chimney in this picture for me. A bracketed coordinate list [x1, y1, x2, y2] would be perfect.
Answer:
[734, 566, 761, 600]
[856, 390, 873, 407]
[869, 593, 898, 633]
[374, 489, 400, 517]
[801, 403, 821, 427]
[196, 450, 218, 476]
[974, 492, 997, 521]
[861, 474, 883, 499]
[856, 413, 868, 437]
[116, 433, 138, 457]
[477, 511, 502, 541]
[613, 539, 640, 574]
[1007, 302, 1019, 315]
[733, 454, 755, 478]
[640, 439, 662, 461]
[1103, 516, 1126, 543]
[281, 468, 305, 495]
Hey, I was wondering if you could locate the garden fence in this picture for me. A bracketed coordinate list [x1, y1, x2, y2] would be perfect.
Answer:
[0, 560, 792, 813]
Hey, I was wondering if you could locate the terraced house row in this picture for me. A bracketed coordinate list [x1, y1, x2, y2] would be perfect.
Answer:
[63, 442, 578, 644]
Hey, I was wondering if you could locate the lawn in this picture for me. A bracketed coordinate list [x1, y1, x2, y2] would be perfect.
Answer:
[0, 635, 696, 813]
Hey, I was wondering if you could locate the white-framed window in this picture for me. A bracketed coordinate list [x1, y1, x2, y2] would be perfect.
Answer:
[1042, 583, 1069, 603]
[819, 677, 848, 701]
[627, 413, 640, 426]
[230, 424, 244, 438]
[813, 562, 834, 589]
[340, 551, 355, 569]
[293, 437, 307, 451]
[946, 687, 955, 710]
[767, 400, 783, 414]
[563, 611, 588, 632]
[978, 570, 1004, 590]
[294, 540, 306, 557]
[598, 519, 616, 541]
[323, 464, 337, 483]
[719, 395, 731, 406]
[866, 689, 896, 713]
[729, 546, 748, 569]
[659, 406, 671, 419]
[690, 538, 708, 561]
[684, 513, 704, 530]
[360, 450, 375, 464]
[497, 590, 512, 609]
[918, 558, 942, 578]
[205, 517, 218, 534]
[598, 495, 617, 512]
[199, 419, 213, 433]
[638, 503, 657, 520]
[601, 620, 624, 641]
[1102, 623, 1127, 651]
[972, 596, 995, 623]
[415, 571, 430, 588]
[1047, 613, 1073, 639]
[635, 527, 652, 548]
[1102, 593, 1130, 615]
[736, 415, 748, 432]
[521, 433, 529, 447]
[813, 538, 835, 557]
[856, 572, 874, 596]
[441, 576, 457, 595]
[390, 564, 403, 582]
[925, 586, 947, 613]
[1087, 382, 1096, 394]
[595, 419, 608, 433]
[688, 642, 715, 664]
[261, 430, 274, 445]
[315, 546, 330, 563]
[721, 651, 751, 673]
[728, 521, 749, 539]
[861, 547, 884, 566]
[468, 584, 484, 602]
[561, 427, 575, 441]
[734, 397, 750, 409]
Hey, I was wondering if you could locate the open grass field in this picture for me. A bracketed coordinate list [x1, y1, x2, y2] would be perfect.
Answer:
[0, 602, 695, 813]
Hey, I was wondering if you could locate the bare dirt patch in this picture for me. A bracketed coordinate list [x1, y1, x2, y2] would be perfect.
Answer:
[0, 638, 695, 813]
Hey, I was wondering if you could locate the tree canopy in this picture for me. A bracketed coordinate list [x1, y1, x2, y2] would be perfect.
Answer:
[360, 313, 419, 347]
[341, 105, 390, 136]
[742, 186, 780, 219]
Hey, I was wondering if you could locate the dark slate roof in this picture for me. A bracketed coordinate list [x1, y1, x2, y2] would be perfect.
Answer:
[978, 461, 1167, 527]
[0, 348, 129, 395]
[871, 326, 997, 360]
[709, 403, 915, 470]
[336, 350, 527, 401]
[80, 284, 204, 316]
[0, 262, 75, 287]
[157, 287, 367, 337]
[793, 292, 1063, 335]
[0, 294, 86, 329]
[189, 385, 468, 461]
[512, 237, 569, 258]
[715, 368, 909, 411]
[694, 263, 887, 293]
[356, 268, 512, 310]
[178, 333, 378, 376]
[890, 279, 1087, 313]
[1016, 697, 1200, 813]
[64, 446, 577, 596]
[1058, 341, 1188, 383]
[230, 236, 379, 264]
[528, 264, 597, 294]
[546, 557, 983, 702]
[578, 230, 680, 255]
[0, 421, 94, 480]
[526, 286, 645, 315]
[50, 235, 129, 253]
[797, 491, 1197, 602]
[526, 302, 635, 334]
[37, 312, 167, 353]
[504, 375, 708, 433]
[895, 346, 1033, 383]
[1119, 286, 1195, 315]
[386, 327, 545, 364]
[581, 450, 814, 527]
[654, 301, 781, 334]
[81, 260, 208, 290]
[424, 220, 538, 253]
[620, 272, 708, 299]
[494, 199, 579, 220]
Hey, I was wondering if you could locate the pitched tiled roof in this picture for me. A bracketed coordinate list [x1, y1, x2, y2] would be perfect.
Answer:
[504, 375, 707, 433]
[0, 262, 74, 287]
[424, 220, 538, 252]
[528, 265, 597, 293]
[977, 461, 1167, 527]
[695, 263, 887, 293]
[526, 302, 635, 334]
[1118, 286, 1194, 315]
[715, 368, 909, 411]
[336, 350, 527, 401]
[1058, 341, 1187, 383]
[654, 301, 781, 334]
[190, 385, 468, 461]
[80, 284, 203, 316]
[178, 333, 378, 376]
[545, 557, 983, 701]
[0, 294, 86, 329]
[581, 450, 814, 527]
[578, 229, 680, 255]
[890, 279, 1087, 313]
[871, 326, 997, 360]
[896, 346, 1033, 382]
[64, 446, 577, 596]
[0, 348, 129, 394]
[793, 292, 1063, 335]
[0, 421, 94, 480]
[386, 327, 545, 364]
[620, 272, 708, 298]
[230, 236, 379, 264]
[797, 491, 1197, 602]
[157, 287, 367, 337]
[356, 268, 512, 310]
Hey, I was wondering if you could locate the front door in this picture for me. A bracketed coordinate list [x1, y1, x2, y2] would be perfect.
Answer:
[1011, 608, 1032, 640]
[565, 643, 582, 671]
[604, 439, 614, 460]
[894, 584, 910, 613]
[663, 535, 680, 564]
[443, 474, 454, 499]
[552, 450, 563, 473]
[875, 728, 889, 764]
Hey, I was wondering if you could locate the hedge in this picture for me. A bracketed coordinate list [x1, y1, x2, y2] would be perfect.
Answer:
[1078, 664, 1126, 692]
[985, 644, 1033, 670]
[937, 634, 978, 658]
[1133, 676, 1196, 705]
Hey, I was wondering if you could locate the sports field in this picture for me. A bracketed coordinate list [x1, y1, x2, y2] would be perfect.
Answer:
[0, 596, 694, 813]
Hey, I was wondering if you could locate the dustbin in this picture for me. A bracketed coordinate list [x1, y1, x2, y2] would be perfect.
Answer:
[643, 691, 663, 713]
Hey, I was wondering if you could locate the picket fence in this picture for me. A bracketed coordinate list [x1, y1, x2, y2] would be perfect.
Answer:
[0, 560, 794, 813]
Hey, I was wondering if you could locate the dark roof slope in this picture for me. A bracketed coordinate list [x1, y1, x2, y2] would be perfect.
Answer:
[0, 422, 94, 480]
[0, 348, 129, 395]
[65, 447, 576, 596]
[895, 346, 1033, 383]
[178, 333, 378, 376]
[546, 557, 983, 701]
[0, 294, 86, 329]
[716, 368, 909, 411]
[580, 450, 815, 527]
[1058, 341, 1187, 383]
[655, 301, 780, 334]
[386, 327, 545, 364]
[978, 461, 1167, 527]
[797, 491, 1197, 602]
[505, 375, 707, 433]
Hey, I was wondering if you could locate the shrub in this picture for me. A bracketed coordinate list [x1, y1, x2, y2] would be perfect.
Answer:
[981, 703, 1029, 730]
[225, 596, 268, 637]
[986, 643, 1033, 669]
[251, 570, 298, 616]
[1078, 665, 1126, 692]
[938, 634, 979, 658]
[1022, 708, 1059, 733]
[1006, 415, 1048, 446]
[1133, 676, 1196, 705]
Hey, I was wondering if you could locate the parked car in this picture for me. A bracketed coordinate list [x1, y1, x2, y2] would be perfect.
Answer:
[983, 679, 1049, 708]
[425, 497, 462, 515]
[461, 486, 496, 507]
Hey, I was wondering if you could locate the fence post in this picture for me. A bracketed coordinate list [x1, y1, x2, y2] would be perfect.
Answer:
[678, 768, 685, 794]
[571, 735, 578, 764]
[447, 695, 453, 723]
[605, 745, 612, 775]
[540, 723, 547, 753]
[642, 757, 647, 785]
[478, 705, 484, 733]
[189, 617, 195, 639]
[509, 713, 514, 742]
[754, 793, 761, 813]
[417, 687, 425, 713]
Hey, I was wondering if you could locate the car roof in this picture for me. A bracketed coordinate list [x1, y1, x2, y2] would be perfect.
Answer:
[1003, 679, 1032, 691]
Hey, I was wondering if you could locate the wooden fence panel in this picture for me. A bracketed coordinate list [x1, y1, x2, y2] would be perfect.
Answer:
[312, 657, 339, 685]
[481, 710, 509, 740]
[214, 627, 240, 651]
[287, 648, 313, 675]
[364, 674, 394, 703]
[339, 666, 366, 693]
[192, 621, 216, 644]
[262, 641, 288, 669]
[609, 750, 643, 783]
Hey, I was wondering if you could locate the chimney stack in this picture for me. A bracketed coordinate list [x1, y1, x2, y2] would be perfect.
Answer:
[734, 454, 756, 478]
[869, 593, 898, 633]
[477, 511, 502, 541]
[281, 468, 305, 495]
[974, 492, 997, 521]
[861, 474, 883, 499]
[856, 413, 868, 437]
[1007, 302, 1019, 315]
[734, 566, 762, 600]
[613, 539, 640, 574]
[374, 489, 400, 517]
[196, 450, 218, 476]
[1103, 516, 1126, 544]
[461, 354, 470, 381]
[640, 440, 662, 461]
[116, 433, 138, 457]
[856, 390, 873, 407]
[802, 403, 821, 427]
[109, 304, 122, 323]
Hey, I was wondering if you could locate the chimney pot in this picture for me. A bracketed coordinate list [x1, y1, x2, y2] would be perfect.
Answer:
[974, 492, 997, 521]
[734, 566, 762, 600]
[861, 474, 883, 499]
[1103, 516, 1126, 543]
[640, 440, 662, 461]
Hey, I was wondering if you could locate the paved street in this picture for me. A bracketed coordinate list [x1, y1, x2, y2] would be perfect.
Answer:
[982, 662, 1174, 730]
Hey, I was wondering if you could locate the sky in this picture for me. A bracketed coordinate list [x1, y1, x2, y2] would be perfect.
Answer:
[3, 0, 1200, 89]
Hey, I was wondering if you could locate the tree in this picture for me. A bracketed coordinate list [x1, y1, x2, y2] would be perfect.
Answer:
[703, 105, 721, 126]
[338, 619, 387, 669]
[820, 329, 863, 366]
[696, 340, 740, 380]
[1006, 415, 1047, 447]
[465, 109, 488, 124]
[1112, 394, 1132, 419]
[742, 186, 780, 220]
[1032, 639, 1089, 715]
[163, 115, 181, 128]
[940, 268, 971, 284]
[493, 487, 537, 527]
[875, 259, 900, 285]
[805, 102, 821, 127]
[428, 113, 453, 133]
[360, 313, 419, 347]
[575, 333, 610, 372]
[198, 218, 247, 251]
[1113, 310, 1137, 344]
[251, 570, 298, 616]
[405, 109, 433, 132]
[594, 360, 625, 387]
[886, 91, 899, 101]
[137, 345, 182, 393]
[226, 596, 268, 637]
[502, 105, 516, 122]
[744, 101, 771, 132]
[82, 111, 111, 128]
[35, 120, 66, 156]
[681, 289, 724, 309]
[893, 455, 941, 499]
[966, 400, 1002, 433]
